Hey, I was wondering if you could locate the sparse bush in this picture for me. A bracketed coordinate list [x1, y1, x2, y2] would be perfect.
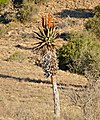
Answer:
[0, 0, 39, 23]
[0, 1, 17, 23]
[7, 51, 26, 62]
[68, 76, 100, 120]
[16, 2, 38, 23]
[57, 32, 100, 75]
[0, 0, 49, 23]
[0, 24, 10, 36]
[85, 5, 100, 39]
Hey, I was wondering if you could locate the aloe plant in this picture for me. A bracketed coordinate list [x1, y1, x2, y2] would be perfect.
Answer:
[33, 13, 60, 117]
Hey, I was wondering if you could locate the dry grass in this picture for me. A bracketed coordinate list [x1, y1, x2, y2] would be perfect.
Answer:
[0, 61, 99, 120]
[0, 0, 100, 120]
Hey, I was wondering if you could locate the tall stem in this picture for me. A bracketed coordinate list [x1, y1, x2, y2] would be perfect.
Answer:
[51, 76, 60, 117]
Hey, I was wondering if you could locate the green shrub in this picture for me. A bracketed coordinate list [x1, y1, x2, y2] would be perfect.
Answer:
[85, 5, 100, 39]
[94, 5, 100, 15]
[0, 0, 9, 4]
[57, 32, 100, 75]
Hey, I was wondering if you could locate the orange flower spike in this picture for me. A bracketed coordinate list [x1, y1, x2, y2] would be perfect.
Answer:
[48, 13, 52, 28]
[44, 15, 47, 28]
[51, 21, 54, 29]
[42, 16, 45, 28]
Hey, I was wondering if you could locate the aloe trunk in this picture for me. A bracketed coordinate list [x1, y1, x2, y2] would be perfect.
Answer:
[51, 76, 60, 117]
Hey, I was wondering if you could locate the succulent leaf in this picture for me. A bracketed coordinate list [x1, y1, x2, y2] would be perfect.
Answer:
[38, 27, 46, 38]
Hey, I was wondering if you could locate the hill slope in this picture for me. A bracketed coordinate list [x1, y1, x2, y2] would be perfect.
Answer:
[0, 0, 100, 120]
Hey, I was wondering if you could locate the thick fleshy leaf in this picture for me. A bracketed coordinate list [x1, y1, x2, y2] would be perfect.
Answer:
[34, 31, 43, 38]
[38, 27, 46, 38]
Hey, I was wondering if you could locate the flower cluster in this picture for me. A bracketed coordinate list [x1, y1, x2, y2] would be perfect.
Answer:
[42, 13, 54, 29]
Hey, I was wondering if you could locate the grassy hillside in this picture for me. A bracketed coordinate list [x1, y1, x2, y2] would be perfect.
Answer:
[0, 0, 100, 120]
